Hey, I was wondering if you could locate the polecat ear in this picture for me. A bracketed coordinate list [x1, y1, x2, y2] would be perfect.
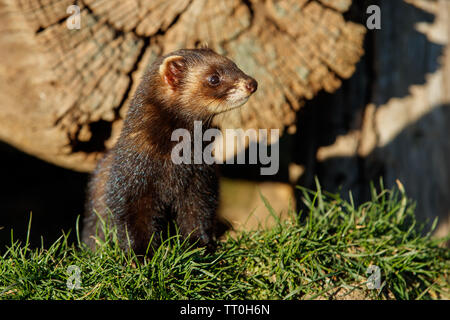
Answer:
[159, 55, 186, 89]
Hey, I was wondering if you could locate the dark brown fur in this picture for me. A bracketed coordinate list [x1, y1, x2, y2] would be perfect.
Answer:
[82, 48, 257, 255]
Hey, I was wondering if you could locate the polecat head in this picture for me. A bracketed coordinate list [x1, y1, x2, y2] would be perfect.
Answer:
[154, 48, 257, 117]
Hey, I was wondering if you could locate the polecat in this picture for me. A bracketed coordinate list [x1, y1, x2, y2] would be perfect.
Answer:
[82, 48, 257, 255]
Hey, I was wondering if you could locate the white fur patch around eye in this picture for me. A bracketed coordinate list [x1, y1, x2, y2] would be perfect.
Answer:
[202, 79, 253, 114]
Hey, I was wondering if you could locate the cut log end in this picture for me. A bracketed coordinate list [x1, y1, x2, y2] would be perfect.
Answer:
[0, 0, 365, 171]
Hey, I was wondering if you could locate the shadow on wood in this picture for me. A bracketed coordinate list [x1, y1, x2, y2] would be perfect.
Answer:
[0, 0, 448, 248]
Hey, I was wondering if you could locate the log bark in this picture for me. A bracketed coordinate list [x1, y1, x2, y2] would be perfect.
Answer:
[293, 0, 450, 238]
[0, 0, 365, 171]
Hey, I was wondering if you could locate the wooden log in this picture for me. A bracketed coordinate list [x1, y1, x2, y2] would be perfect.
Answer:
[294, 0, 450, 239]
[0, 0, 365, 171]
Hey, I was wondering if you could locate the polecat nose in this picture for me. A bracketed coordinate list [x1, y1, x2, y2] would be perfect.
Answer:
[245, 78, 258, 94]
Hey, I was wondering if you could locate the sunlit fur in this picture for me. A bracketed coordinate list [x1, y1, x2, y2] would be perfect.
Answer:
[82, 49, 257, 255]
[161, 48, 256, 116]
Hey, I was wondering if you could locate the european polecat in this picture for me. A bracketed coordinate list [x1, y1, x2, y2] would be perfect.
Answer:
[82, 48, 257, 255]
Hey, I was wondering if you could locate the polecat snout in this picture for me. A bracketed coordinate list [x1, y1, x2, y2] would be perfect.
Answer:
[82, 48, 257, 255]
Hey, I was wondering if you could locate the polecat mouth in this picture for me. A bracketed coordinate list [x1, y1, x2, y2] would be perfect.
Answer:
[221, 95, 251, 113]
[210, 97, 249, 115]
[205, 79, 256, 115]
[231, 96, 250, 107]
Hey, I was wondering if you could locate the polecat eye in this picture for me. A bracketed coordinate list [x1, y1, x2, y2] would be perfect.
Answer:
[208, 74, 221, 86]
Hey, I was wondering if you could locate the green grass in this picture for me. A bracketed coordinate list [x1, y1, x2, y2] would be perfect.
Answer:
[1, 180, 449, 300]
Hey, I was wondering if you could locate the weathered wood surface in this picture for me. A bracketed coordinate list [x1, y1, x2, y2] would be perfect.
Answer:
[0, 0, 365, 171]
[292, 0, 450, 238]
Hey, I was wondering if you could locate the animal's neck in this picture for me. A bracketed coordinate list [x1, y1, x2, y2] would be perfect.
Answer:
[122, 100, 213, 157]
